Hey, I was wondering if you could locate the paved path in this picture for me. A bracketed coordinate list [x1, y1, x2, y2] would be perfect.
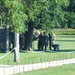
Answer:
[0, 58, 75, 75]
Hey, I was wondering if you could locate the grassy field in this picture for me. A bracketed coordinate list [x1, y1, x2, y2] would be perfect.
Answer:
[15, 63, 75, 75]
[55, 35, 75, 50]
[0, 35, 75, 75]
[0, 35, 75, 65]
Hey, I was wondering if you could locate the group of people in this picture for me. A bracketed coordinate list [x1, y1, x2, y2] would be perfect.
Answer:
[38, 31, 56, 50]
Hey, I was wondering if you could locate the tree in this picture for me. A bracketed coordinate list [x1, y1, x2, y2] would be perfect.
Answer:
[23, 0, 69, 50]
[23, 0, 43, 50]
[0, 0, 27, 62]
[6, 0, 27, 62]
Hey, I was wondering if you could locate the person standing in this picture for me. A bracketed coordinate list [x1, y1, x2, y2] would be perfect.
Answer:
[51, 31, 56, 45]
[48, 33, 52, 50]
[43, 32, 48, 50]
[38, 33, 44, 50]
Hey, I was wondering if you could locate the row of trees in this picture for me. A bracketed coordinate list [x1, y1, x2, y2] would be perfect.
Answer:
[0, 0, 75, 62]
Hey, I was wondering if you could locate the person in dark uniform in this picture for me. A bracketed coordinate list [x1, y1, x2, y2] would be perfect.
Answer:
[48, 33, 52, 50]
[38, 33, 44, 50]
[43, 32, 48, 50]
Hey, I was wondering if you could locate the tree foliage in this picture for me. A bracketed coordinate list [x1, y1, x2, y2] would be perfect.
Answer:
[0, 0, 27, 33]
[0, 0, 75, 31]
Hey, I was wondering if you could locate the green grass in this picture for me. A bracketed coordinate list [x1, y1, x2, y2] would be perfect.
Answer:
[0, 51, 75, 65]
[0, 35, 75, 65]
[0, 35, 75, 75]
[14, 63, 75, 75]
[55, 35, 75, 50]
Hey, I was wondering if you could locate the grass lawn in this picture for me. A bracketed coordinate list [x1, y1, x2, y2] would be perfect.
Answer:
[0, 35, 75, 65]
[55, 35, 75, 50]
[0, 35, 75, 75]
[0, 51, 75, 65]
[14, 63, 75, 75]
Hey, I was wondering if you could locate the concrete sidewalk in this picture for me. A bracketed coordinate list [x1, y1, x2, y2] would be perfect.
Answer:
[0, 58, 75, 75]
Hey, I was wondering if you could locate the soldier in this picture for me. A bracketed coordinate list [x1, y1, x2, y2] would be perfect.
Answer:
[43, 32, 48, 50]
[38, 33, 44, 50]
[48, 33, 52, 50]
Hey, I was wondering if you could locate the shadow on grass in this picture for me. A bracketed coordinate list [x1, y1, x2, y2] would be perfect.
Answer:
[58, 49, 75, 52]
[19, 50, 32, 53]
[19, 49, 75, 53]
[34, 49, 75, 53]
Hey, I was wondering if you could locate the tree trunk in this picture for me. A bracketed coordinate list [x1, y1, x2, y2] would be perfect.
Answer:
[25, 23, 34, 50]
[5, 8, 9, 53]
[6, 25, 9, 53]
[14, 32, 20, 62]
